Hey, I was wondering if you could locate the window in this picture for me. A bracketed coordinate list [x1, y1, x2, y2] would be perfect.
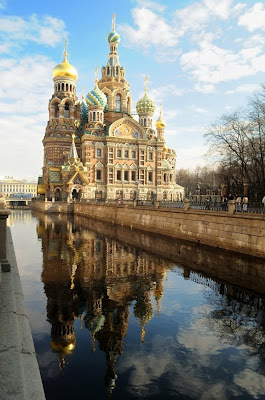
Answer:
[116, 94, 121, 112]
[117, 149, 121, 157]
[131, 171, 136, 181]
[97, 148, 102, 157]
[149, 152, 153, 161]
[96, 170, 102, 180]
[148, 172, 153, 182]
[131, 151, 136, 158]
[124, 150, 128, 158]
[117, 170, 121, 181]
[124, 171, 129, 181]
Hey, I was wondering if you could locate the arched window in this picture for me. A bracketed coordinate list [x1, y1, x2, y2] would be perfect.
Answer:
[116, 66, 118, 75]
[70, 84, 72, 92]
[93, 111, 96, 120]
[66, 83, 68, 91]
[54, 103, 59, 118]
[143, 118, 147, 127]
[116, 94, 121, 112]
[107, 66, 110, 75]
[64, 102, 70, 117]
[62, 83, 64, 91]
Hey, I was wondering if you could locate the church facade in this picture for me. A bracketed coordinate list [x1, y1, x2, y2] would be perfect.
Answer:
[38, 16, 184, 202]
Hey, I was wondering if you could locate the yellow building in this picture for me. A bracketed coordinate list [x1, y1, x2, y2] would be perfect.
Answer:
[0, 176, 37, 198]
[39, 15, 184, 202]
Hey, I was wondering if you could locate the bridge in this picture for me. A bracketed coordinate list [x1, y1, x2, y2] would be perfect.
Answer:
[5, 196, 32, 208]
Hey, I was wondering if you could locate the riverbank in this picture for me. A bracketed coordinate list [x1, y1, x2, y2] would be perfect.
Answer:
[0, 227, 45, 400]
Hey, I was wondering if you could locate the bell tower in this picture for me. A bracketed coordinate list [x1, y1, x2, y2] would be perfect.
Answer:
[98, 14, 132, 123]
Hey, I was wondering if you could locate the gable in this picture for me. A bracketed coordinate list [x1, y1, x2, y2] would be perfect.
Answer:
[109, 117, 145, 139]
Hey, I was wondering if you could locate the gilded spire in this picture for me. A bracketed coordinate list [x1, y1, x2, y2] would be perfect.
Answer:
[64, 36, 68, 60]
[95, 66, 98, 85]
[144, 75, 148, 95]
[112, 12, 116, 31]
[70, 133, 79, 160]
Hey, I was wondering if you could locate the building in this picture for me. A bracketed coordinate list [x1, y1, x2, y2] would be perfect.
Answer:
[0, 176, 37, 198]
[38, 15, 184, 202]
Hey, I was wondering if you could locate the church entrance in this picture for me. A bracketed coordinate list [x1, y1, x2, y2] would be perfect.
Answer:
[72, 189, 79, 200]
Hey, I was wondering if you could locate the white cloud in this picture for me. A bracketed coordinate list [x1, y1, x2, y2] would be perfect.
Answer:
[225, 83, 260, 95]
[238, 3, 265, 32]
[234, 369, 265, 398]
[181, 41, 265, 89]
[0, 14, 66, 49]
[176, 145, 208, 169]
[135, 0, 165, 12]
[119, 7, 179, 50]
[0, 55, 54, 178]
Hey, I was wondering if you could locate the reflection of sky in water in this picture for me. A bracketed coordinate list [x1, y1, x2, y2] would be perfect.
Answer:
[9, 210, 265, 400]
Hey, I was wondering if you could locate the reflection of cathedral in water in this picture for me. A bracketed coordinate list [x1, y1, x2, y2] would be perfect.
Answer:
[38, 213, 168, 395]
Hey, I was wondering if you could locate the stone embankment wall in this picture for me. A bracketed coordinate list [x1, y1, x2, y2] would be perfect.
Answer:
[30, 200, 73, 214]
[73, 203, 265, 258]
[31, 200, 265, 258]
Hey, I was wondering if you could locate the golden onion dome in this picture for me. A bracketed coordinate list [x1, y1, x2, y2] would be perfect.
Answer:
[50, 337, 76, 356]
[156, 104, 166, 129]
[156, 115, 166, 129]
[53, 38, 78, 80]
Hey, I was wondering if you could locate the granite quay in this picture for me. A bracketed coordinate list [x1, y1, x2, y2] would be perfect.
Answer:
[0, 202, 45, 400]
[31, 199, 265, 259]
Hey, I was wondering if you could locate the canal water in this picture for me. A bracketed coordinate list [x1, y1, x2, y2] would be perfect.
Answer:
[8, 209, 265, 400]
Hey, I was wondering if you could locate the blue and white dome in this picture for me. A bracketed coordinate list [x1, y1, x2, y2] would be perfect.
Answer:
[86, 82, 107, 108]
[107, 30, 120, 44]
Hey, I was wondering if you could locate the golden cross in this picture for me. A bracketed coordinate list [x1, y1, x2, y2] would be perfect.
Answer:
[112, 13, 116, 31]
[159, 103, 162, 117]
[95, 66, 98, 84]
[64, 36, 68, 59]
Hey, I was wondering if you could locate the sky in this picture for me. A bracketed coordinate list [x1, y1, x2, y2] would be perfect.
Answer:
[0, 0, 265, 180]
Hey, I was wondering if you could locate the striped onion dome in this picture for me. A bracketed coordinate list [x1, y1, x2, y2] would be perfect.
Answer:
[86, 82, 107, 108]
[107, 29, 120, 44]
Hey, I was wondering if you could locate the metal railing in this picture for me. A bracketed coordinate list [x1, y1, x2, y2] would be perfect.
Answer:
[32, 197, 265, 215]
[235, 202, 264, 214]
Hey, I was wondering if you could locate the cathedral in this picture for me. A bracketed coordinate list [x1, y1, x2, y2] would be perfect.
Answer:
[38, 15, 184, 202]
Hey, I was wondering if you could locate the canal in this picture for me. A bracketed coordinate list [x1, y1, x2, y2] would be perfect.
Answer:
[8, 209, 265, 400]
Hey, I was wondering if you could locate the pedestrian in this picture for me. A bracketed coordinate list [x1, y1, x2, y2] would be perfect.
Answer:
[236, 195, 242, 212]
[262, 195, 265, 212]
[205, 197, 210, 210]
[242, 195, 248, 212]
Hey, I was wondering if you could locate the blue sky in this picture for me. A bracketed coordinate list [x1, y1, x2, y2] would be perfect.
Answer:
[1, 0, 265, 179]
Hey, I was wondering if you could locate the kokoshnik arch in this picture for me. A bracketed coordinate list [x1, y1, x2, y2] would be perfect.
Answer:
[38, 14, 184, 202]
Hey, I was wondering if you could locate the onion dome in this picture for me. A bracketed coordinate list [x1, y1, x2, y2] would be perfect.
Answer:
[53, 38, 78, 80]
[86, 67, 107, 108]
[107, 13, 120, 43]
[156, 104, 166, 129]
[136, 76, 156, 115]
